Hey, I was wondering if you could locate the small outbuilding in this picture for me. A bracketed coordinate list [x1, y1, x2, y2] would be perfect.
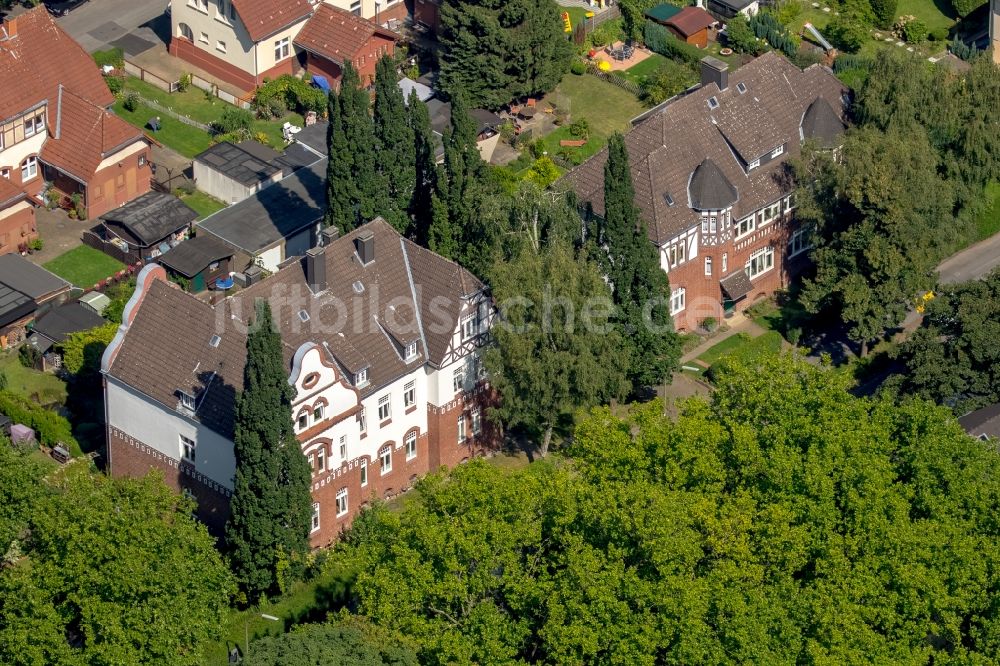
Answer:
[98, 192, 198, 262]
[193, 141, 284, 204]
[27, 301, 107, 371]
[157, 234, 237, 292]
[663, 6, 717, 48]
[708, 0, 759, 20]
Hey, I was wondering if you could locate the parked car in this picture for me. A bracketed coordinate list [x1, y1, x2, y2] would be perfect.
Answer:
[45, 0, 88, 17]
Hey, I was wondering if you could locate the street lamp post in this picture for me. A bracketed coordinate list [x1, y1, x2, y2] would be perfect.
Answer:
[238, 613, 281, 663]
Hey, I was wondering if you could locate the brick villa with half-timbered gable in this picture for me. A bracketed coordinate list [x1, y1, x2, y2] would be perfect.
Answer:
[564, 52, 849, 331]
[101, 218, 497, 547]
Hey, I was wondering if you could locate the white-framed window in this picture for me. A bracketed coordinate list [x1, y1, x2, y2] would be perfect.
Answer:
[180, 434, 196, 462]
[722, 253, 728, 273]
[336, 488, 348, 516]
[20, 157, 37, 182]
[380, 446, 392, 474]
[339, 435, 347, 463]
[745, 246, 775, 279]
[405, 431, 417, 459]
[783, 193, 796, 212]
[403, 380, 415, 408]
[404, 341, 418, 361]
[274, 37, 290, 61]
[359, 407, 367, 434]
[179, 391, 196, 411]
[471, 408, 481, 435]
[457, 414, 467, 443]
[761, 202, 781, 225]
[377, 394, 390, 422]
[461, 314, 477, 340]
[311, 503, 320, 532]
[23, 113, 43, 137]
[138, 154, 147, 167]
[216, 40, 226, 53]
[315, 445, 325, 473]
[710, 215, 717, 233]
[297, 412, 308, 430]
[313, 404, 324, 422]
[705, 256, 713, 276]
[360, 460, 367, 486]
[199, 31, 209, 43]
[771, 145, 784, 159]
[735, 216, 755, 239]
[788, 226, 812, 257]
[0, 168, 8, 180]
[350, 0, 361, 13]
[667, 241, 686, 268]
[452, 367, 465, 393]
[670, 287, 686, 315]
[355, 367, 369, 386]
[747, 158, 760, 171]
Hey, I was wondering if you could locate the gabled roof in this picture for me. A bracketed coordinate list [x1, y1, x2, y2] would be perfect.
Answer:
[101, 192, 198, 247]
[801, 97, 847, 148]
[0, 284, 35, 329]
[688, 158, 737, 210]
[645, 3, 683, 22]
[158, 233, 235, 278]
[39, 87, 145, 183]
[0, 178, 29, 209]
[105, 219, 485, 438]
[958, 403, 1000, 440]
[562, 52, 849, 244]
[0, 7, 113, 121]
[665, 7, 716, 37]
[294, 3, 398, 66]
[232, 0, 313, 42]
[0, 254, 69, 301]
[31, 301, 106, 344]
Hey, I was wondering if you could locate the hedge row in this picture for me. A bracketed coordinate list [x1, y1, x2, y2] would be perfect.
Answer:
[643, 21, 706, 65]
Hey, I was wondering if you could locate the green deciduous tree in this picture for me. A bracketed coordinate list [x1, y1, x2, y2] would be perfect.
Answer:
[226, 300, 313, 599]
[245, 618, 418, 666]
[334, 352, 1000, 663]
[485, 237, 628, 455]
[438, 0, 572, 108]
[599, 132, 680, 389]
[0, 458, 234, 665]
[373, 56, 415, 233]
[869, 0, 898, 28]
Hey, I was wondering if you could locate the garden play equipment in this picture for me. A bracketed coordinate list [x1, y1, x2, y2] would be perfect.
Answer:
[804, 22, 834, 51]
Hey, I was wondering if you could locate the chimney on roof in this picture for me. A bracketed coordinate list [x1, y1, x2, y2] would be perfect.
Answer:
[319, 226, 339, 246]
[1, 17, 18, 40]
[355, 230, 374, 265]
[700, 56, 728, 92]
[305, 246, 327, 294]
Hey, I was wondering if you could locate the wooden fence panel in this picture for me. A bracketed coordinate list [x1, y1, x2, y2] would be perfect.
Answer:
[586, 64, 642, 96]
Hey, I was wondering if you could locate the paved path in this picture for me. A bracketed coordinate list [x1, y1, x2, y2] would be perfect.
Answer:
[31, 208, 88, 265]
[55, 0, 166, 53]
[937, 232, 1000, 285]
[679, 313, 767, 365]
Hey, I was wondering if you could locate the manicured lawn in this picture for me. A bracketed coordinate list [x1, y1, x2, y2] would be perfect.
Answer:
[113, 99, 213, 158]
[694, 330, 784, 376]
[895, 0, 956, 33]
[180, 190, 227, 219]
[620, 52, 671, 84]
[564, 6, 590, 30]
[975, 181, 1000, 241]
[0, 352, 66, 406]
[43, 246, 125, 288]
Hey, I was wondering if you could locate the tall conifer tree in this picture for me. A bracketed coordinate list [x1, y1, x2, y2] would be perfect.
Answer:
[408, 89, 437, 245]
[601, 132, 680, 390]
[339, 63, 379, 223]
[225, 300, 313, 598]
[373, 55, 415, 233]
[325, 90, 354, 233]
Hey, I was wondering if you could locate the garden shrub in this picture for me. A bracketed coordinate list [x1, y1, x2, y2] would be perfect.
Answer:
[902, 18, 927, 43]
[869, 0, 898, 29]
[827, 18, 868, 52]
[749, 12, 798, 57]
[570, 60, 587, 75]
[951, 0, 985, 17]
[212, 107, 254, 134]
[643, 21, 704, 64]
[588, 17, 625, 48]
[641, 63, 696, 104]
[253, 74, 326, 118]
[569, 118, 590, 139]
[928, 27, 949, 41]
[0, 390, 80, 455]
[950, 36, 979, 60]
[122, 90, 140, 112]
[725, 14, 766, 55]
[92, 47, 124, 69]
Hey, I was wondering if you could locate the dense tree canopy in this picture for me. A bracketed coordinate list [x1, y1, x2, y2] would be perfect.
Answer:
[226, 300, 313, 599]
[373, 56, 416, 233]
[333, 353, 1000, 664]
[0, 450, 233, 665]
[438, 0, 572, 108]
[245, 618, 417, 666]
[889, 270, 1000, 414]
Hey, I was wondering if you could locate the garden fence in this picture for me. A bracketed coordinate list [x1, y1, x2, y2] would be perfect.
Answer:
[585, 64, 642, 97]
[122, 59, 179, 93]
[134, 94, 214, 133]
[81, 229, 141, 266]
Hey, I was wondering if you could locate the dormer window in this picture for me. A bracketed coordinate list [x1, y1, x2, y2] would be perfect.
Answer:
[404, 341, 418, 361]
[355, 367, 369, 386]
[707, 96, 719, 110]
[747, 158, 760, 171]
[771, 145, 784, 159]
[178, 391, 196, 411]
[736, 82, 747, 94]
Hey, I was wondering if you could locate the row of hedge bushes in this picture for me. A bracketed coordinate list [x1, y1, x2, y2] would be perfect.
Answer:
[0, 390, 81, 456]
[643, 21, 706, 65]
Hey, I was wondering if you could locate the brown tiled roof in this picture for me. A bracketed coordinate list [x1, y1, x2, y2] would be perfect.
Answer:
[0, 7, 113, 122]
[665, 7, 716, 37]
[39, 88, 145, 183]
[232, 0, 313, 42]
[294, 3, 398, 65]
[0, 178, 28, 208]
[107, 218, 485, 438]
[562, 52, 849, 245]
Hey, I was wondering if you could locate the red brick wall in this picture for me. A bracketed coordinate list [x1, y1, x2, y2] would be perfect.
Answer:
[0, 203, 37, 255]
[351, 34, 396, 86]
[108, 426, 232, 536]
[305, 52, 343, 89]
[670, 215, 794, 331]
[256, 57, 296, 87]
[169, 37, 256, 92]
[86, 148, 152, 220]
[371, 1, 408, 24]
[413, 0, 439, 30]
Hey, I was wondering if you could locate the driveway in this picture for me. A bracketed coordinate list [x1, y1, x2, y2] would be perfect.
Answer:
[31, 207, 88, 265]
[54, 0, 167, 54]
[938, 232, 1000, 285]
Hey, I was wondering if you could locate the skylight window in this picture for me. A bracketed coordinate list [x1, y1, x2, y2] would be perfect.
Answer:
[707, 96, 719, 110]
[298, 310, 310, 322]
[662, 193, 675, 207]
[209, 335, 221, 348]
[352, 280, 365, 294]
[736, 82, 747, 94]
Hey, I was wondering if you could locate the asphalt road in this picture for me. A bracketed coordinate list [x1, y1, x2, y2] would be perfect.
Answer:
[54, 0, 166, 53]
[937, 232, 1000, 285]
